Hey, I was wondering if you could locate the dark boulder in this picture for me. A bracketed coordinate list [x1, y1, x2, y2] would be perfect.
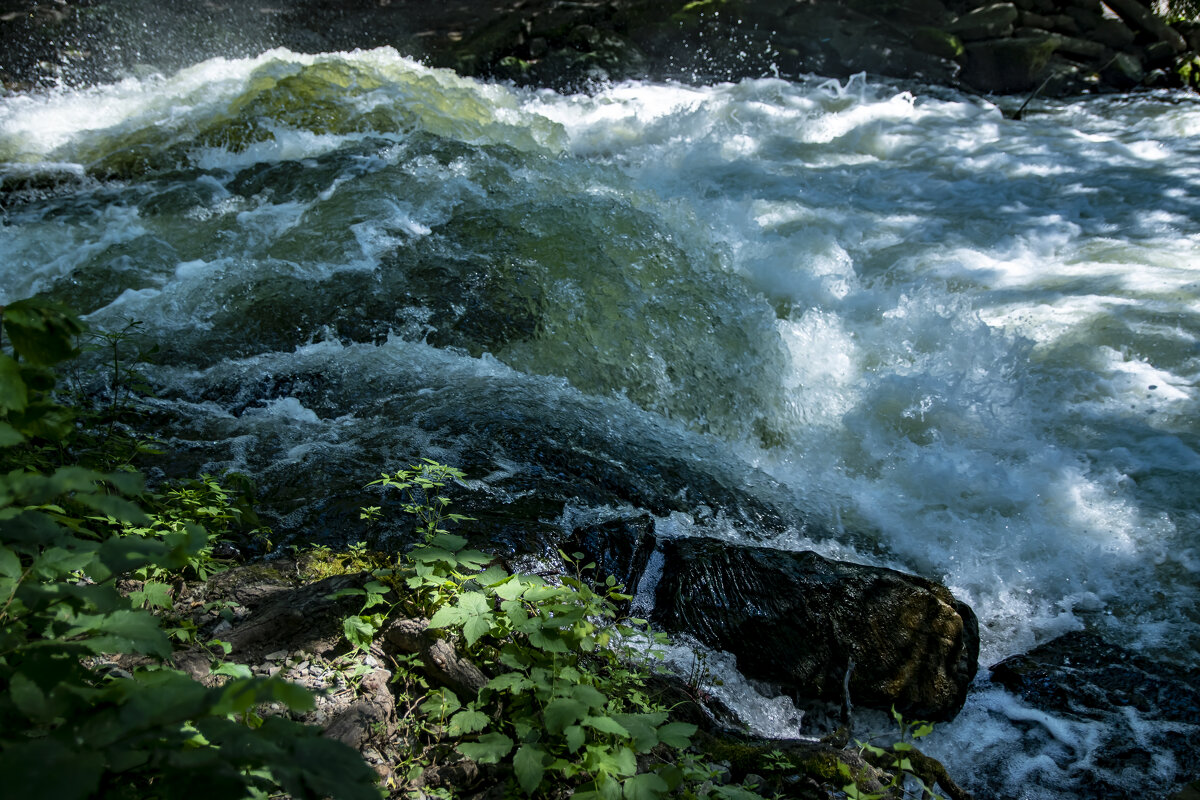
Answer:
[649, 538, 979, 722]
[961, 35, 1059, 92]
[1100, 51, 1145, 89]
[568, 527, 979, 723]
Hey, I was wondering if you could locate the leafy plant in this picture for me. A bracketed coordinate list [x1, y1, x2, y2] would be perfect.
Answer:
[0, 298, 380, 800]
[363, 465, 700, 800]
[842, 707, 945, 800]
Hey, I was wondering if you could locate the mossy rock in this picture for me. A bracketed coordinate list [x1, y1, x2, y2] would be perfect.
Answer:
[692, 732, 888, 798]
[913, 27, 965, 60]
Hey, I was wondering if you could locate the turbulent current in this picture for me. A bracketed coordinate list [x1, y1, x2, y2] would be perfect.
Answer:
[2, 48, 1199, 798]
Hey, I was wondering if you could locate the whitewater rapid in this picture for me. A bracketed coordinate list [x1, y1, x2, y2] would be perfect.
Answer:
[2, 49, 1198, 797]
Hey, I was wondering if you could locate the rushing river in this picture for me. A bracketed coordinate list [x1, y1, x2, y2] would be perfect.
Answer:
[2, 48, 1199, 798]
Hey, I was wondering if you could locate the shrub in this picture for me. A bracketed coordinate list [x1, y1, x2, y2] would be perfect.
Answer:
[0, 298, 379, 800]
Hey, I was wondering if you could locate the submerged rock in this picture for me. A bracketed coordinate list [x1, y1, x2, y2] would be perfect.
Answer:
[990, 631, 1200, 798]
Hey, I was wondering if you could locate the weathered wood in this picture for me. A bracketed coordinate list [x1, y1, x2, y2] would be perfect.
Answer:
[383, 617, 490, 697]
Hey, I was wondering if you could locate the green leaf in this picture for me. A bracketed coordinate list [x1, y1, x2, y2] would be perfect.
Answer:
[0, 544, 21, 578]
[0, 420, 25, 446]
[583, 715, 631, 737]
[475, 564, 509, 586]
[74, 492, 150, 526]
[572, 683, 608, 710]
[420, 688, 461, 717]
[544, 697, 587, 734]
[448, 707, 489, 736]
[0, 355, 28, 412]
[622, 772, 670, 800]
[3, 298, 82, 366]
[455, 549, 492, 570]
[212, 662, 254, 679]
[565, 724, 587, 753]
[0, 739, 104, 800]
[527, 626, 570, 653]
[429, 532, 467, 552]
[597, 746, 637, 778]
[611, 714, 662, 752]
[457, 591, 494, 647]
[485, 672, 533, 694]
[462, 614, 493, 647]
[498, 645, 530, 670]
[654, 721, 696, 750]
[9, 671, 51, 722]
[343, 615, 380, 650]
[494, 576, 526, 602]
[428, 604, 464, 629]
[129, 580, 173, 610]
[78, 609, 172, 657]
[410, 546, 457, 564]
[457, 732, 513, 764]
[514, 744, 548, 795]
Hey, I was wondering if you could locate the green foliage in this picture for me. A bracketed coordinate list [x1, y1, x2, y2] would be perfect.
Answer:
[841, 707, 944, 800]
[0, 298, 379, 800]
[92, 473, 273, 584]
[1167, 0, 1200, 20]
[364, 466, 706, 799]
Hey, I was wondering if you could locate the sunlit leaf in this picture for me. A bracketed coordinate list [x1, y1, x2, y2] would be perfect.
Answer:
[457, 732, 513, 764]
[448, 708, 489, 736]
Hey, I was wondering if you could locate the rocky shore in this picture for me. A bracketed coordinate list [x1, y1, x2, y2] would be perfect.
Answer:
[3, 0, 1200, 97]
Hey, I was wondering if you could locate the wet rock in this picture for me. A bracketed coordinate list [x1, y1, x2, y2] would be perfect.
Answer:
[1020, 10, 1056, 30]
[563, 515, 657, 603]
[1101, 51, 1145, 89]
[990, 630, 1200, 799]
[990, 630, 1200, 726]
[1145, 40, 1178, 68]
[1025, 30, 1109, 61]
[1063, 5, 1102, 32]
[585, 534, 980, 722]
[1178, 20, 1200, 52]
[962, 35, 1059, 92]
[1091, 17, 1137, 50]
[948, 3, 1019, 41]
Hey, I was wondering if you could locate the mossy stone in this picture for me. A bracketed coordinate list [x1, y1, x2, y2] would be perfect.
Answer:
[913, 27, 965, 60]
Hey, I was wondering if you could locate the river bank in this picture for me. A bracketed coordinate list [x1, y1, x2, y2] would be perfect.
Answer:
[4, 0, 1200, 97]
